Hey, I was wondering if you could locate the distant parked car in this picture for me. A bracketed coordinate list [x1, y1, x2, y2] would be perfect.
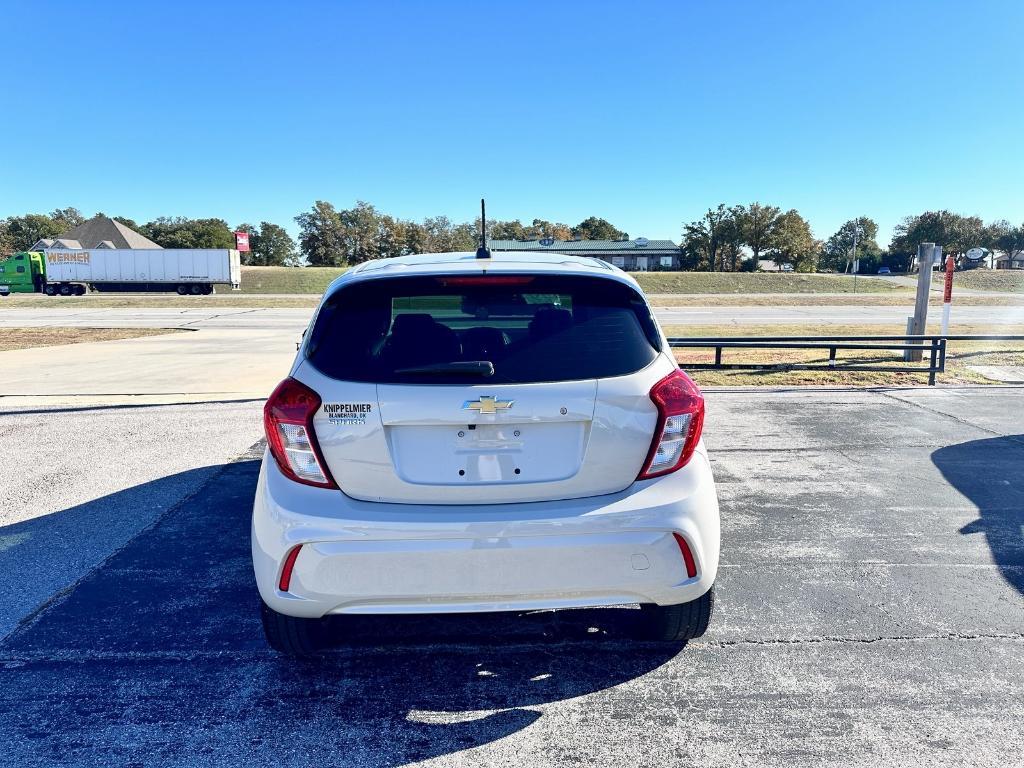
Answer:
[780, 264, 794, 272]
[877, 267, 891, 275]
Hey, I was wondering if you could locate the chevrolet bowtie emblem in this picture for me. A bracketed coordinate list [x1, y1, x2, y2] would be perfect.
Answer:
[462, 396, 514, 415]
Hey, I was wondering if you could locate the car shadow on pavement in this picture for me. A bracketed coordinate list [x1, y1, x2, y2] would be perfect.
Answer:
[932, 434, 1024, 596]
[0, 458, 686, 767]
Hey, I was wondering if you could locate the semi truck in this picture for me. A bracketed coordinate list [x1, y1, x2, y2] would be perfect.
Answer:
[0, 248, 241, 296]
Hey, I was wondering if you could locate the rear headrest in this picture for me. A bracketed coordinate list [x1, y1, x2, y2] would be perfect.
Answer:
[390, 313, 436, 336]
[529, 307, 573, 338]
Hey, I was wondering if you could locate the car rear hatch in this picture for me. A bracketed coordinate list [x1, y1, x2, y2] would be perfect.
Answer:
[295, 271, 674, 504]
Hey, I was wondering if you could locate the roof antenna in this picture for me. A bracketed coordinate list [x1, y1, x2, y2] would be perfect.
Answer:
[476, 198, 491, 259]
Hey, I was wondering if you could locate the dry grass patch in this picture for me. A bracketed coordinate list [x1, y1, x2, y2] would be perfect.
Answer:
[0, 294, 320, 309]
[0, 327, 182, 352]
[663, 323, 1024, 387]
[647, 294, 1024, 307]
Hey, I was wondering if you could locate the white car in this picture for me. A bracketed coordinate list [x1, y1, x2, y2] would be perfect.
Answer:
[252, 250, 721, 654]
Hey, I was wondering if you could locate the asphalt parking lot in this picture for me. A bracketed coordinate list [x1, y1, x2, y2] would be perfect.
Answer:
[1, 386, 1021, 767]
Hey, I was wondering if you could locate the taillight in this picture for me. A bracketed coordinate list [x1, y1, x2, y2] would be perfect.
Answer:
[264, 378, 338, 489]
[637, 369, 705, 479]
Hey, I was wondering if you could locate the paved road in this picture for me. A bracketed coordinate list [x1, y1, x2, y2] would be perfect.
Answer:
[1, 387, 1021, 766]
[3, 304, 1022, 407]
[6, 304, 1023, 339]
[0, 310, 306, 407]
[2, 304, 1023, 330]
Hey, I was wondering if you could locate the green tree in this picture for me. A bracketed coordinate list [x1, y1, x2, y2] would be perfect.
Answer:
[524, 219, 573, 240]
[770, 210, 818, 272]
[488, 220, 528, 240]
[820, 217, 881, 273]
[737, 203, 781, 265]
[295, 201, 347, 266]
[403, 221, 429, 255]
[681, 204, 733, 271]
[144, 217, 234, 249]
[249, 222, 297, 266]
[50, 207, 86, 231]
[0, 220, 14, 256]
[571, 216, 628, 241]
[375, 215, 406, 260]
[718, 207, 747, 271]
[337, 201, 384, 263]
[4, 213, 62, 250]
[993, 221, 1024, 265]
[890, 211, 985, 267]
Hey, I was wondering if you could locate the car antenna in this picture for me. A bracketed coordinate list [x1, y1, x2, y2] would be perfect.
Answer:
[476, 198, 491, 259]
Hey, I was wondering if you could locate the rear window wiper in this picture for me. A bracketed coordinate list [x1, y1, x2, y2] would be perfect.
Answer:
[393, 360, 495, 377]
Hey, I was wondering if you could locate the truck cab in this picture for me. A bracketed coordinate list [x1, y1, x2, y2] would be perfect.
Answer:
[0, 251, 45, 296]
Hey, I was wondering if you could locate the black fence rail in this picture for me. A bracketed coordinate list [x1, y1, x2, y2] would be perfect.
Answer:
[666, 335, 1024, 386]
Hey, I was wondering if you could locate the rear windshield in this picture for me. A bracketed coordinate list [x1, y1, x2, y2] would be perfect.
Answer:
[306, 274, 661, 384]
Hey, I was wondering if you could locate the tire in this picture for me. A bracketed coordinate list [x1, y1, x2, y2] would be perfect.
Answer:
[74, 285, 86, 296]
[44, 285, 56, 296]
[176, 285, 189, 295]
[260, 600, 324, 656]
[59, 284, 72, 296]
[190, 284, 203, 295]
[639, 585, 715, 642]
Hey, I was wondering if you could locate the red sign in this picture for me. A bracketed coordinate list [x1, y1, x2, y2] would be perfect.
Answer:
[943, 255, 954, 303]
[234, 232, 250, 252]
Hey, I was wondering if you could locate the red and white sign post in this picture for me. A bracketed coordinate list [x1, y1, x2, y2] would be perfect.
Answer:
[941, 255, 954, 336]
[234, 231, 251, 252]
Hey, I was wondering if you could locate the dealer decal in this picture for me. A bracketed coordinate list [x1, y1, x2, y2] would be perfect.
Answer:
[322, 402, 373, 425]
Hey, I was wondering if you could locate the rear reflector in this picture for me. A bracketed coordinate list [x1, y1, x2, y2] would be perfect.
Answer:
[637, 369, 705, 479]
[264, 377, 338, 489]
[673, 533, 698, 579]
[279, 544, 302, 592]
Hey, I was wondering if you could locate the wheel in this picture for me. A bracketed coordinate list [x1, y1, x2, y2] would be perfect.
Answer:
[260, 600, 324, 656]
[59, 284, 72, 296]
[190, 284, 203, 295]
[44, 285, 56, 296]
[202, 284, 214, 295]
[74, 285, 86, 296]
[176, 285, 189, 295]
[639, 585, 715, 642]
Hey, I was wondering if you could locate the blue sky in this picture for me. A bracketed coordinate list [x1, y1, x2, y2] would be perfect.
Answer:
[2, 1, 1022, 246]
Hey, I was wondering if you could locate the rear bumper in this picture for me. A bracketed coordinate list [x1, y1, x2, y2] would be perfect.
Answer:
[252, 446, 720, 618]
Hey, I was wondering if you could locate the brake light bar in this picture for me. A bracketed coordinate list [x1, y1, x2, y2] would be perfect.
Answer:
[637, 369, 705, 479]
[435, 276, 536, 286]
[264, 378, 338, 489]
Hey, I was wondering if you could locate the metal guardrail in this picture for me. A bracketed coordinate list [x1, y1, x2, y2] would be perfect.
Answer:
[667, 335, 1024, 386]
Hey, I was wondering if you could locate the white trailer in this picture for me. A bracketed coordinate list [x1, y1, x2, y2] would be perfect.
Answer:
[42, 248, 241, 295]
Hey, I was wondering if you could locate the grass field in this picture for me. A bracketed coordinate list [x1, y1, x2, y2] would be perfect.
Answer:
[952, 270, 1024, 293]
[664, 322, 1024, 387]
[0, 327, 180, 352]
[240, 266, 346, 293]
[645, 293, 1024, 307]
[633, 272, 907, 294]
[238, 267, 910, 295]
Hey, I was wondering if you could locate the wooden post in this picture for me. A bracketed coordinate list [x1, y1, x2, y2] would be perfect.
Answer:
[906, 243, 936, 362]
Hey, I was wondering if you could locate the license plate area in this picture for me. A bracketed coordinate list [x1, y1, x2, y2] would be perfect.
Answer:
[386, 421, 587, 485]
